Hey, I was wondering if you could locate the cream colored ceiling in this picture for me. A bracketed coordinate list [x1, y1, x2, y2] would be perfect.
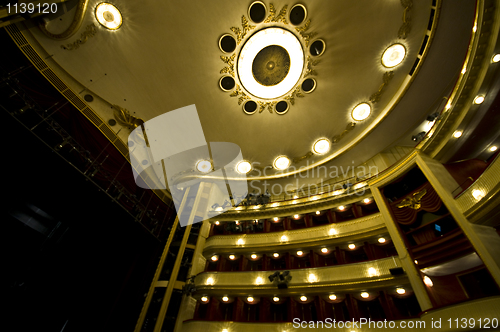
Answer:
[26, 0, 478, 190]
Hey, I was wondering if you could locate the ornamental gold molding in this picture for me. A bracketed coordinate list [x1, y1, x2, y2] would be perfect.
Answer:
[61, 24, 97, 50]
[369, 71, 394, 103]
[219, 53, 236, 77]
[258, 101, 277, 113]
[263, 4, 288, 24]
[397, 189, 427, 209]
[295, 20, 317, 47]
[304, 56, 320, 77]
[230, 16, 256, 45]
[230, 85, 250, 105]
[39, 0, 89, 40]
[112, 104, 144, 129]
[398, 0, 413, 39]
[284, 86, 304, 105]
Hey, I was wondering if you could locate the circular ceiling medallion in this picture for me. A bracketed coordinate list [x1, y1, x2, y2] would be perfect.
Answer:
[351, 103, 372, 121]
[313, 138, 330, 154]
[381, 43, 406, 68]
[252, 45, 291, 86]
[238, 28, 304, 99]
[95, 3, 122, 30]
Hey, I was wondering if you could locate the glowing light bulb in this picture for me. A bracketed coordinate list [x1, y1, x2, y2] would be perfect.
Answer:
[229, 255, 236, 260]
[348, 244, 356, 250]
[273, 296, 280, 302]
[247, 296, 254, 302]
[423, 276, 433, 287]
[321, 248, 328, 253]
[300, 296, 307, 302]
[222, 296, 229, 302]
[251, 254, 257, 259]
[329, 294, 337, 300]
[296, 250, 303, 256]
[273, 253, 279, 258]
[397, 288, 406, 295]
[201, 296, 208, 302]
[361, 292, 369, 298]
[378, 237, 386, 243]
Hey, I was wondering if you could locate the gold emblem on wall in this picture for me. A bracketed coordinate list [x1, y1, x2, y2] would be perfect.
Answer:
[397, 189, 427, 210]
[112, 105, 144, 129]
[61, 24, 97, 50]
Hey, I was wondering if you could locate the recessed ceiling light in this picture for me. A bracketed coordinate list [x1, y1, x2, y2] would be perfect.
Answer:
[300, 296, 307, 302]
[396, 288, 406, 295]
[297, 250, 303, 256]
[472, 189, 485, 201]
[312, 138, 331, 154]
[378, 237, 386, 243]
[294, 214, 300, 219]
[316, 211, 320, 215]
[363, 198, 371, 204]
[255, 277, 263, 284]
[414, 260, 419, 265]
[308, 274, 317, 282]
[489, 146, 498, 152]
[321, 247, 328, 253]
[493, 54, 500, 63]
[238, 28, 304, 99]
[329, 294, 336, 300]
[247, 296, 254, 302]
[211, 255, 219, 262]
[237, 238, 245, 245]
[381, 43, 406, 68]
[235, 221, 239, 225]
[329, 228, 337, 235]
[95, 3, 123, 30]
[222, 296, 229, 302]
[474, 95, 485, 104]
[206, 277, 214, 285]
[273, 252, 279, 258]
[368, 267, 377, 276]
[453, 130, 463, 138]
[215, 221, 220, 225]
[280, 235, 288, 242]
[423, 276, 433, 287]
[196, 159, 212, 173]
[361, 292, 369, 298]
[273, 156, 291, 170]
[251, 254, 257, 259]
[273, 296, 280, 302]
[273, 217, 279, 222]
[229, 255, 236, 260]
[236, 161, 252, 174]
[201, 296, 209, 302]
[338, 205, 345, 211]
[348, 244, 356, 250]
[351, 103, 371, 121]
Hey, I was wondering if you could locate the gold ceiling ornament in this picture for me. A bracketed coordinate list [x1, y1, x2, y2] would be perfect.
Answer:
[304, 56, 320, 77]
[230, 85, 251, 105]
[332, 123, 356, 143]
[39, 0, 90, 40]
[293, 151, 314, 164]
[264, 4, 288, 24]
[284, 86, 304, 105]
[369, 71, 394, 103]
[220, 53, 236, 77]
[295, 20, 317, 47]
[112, 104, 144, 129]
[397, 189, 427, 210]
[258, 101, 277, 113]
[231, 16, 256, 45]
[61, 24, 97, 50]
[398, 0, 413, 39]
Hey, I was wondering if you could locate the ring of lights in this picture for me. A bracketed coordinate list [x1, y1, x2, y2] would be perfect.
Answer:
[238, 28, 304, 99]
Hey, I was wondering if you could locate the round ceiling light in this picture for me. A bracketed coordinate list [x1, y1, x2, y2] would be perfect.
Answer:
[236, 161, 252, 174]
[312, 138, 331, 154]
[489, 146, 498, 152]
[238, 28, 304, 99]
[453, 130, 463, 138]
[196, 160, 213, 173]
[329, 294, 337, 300]
[493, 54, 500, 63]
[95, 3, 122, 30]
[474, 95, 485, 104]
[351, 103, 371, 121]
[273, 156, 291, 170]
[381, 43, 406, 68]
[360, 292, 370, 298]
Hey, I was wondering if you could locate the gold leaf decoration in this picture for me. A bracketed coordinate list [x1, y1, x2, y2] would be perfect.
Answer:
[258, 101, 277, 113]
[369, 71, 394, 103]
[397, 189, 427, 210]
[295, 20, 317, 47]
[304, 56, 320, 77]
[284, 86, 304, 105]
[293, 151, 314, 163]
[112, 105, 144, 129]
[61, 24, 97, 50]
[264, 4, 288, 24]
[230, 16, 256, 45]
[230, 85, 250, 105]
[220, 53, 236, 77]
[332, 123, 356, 143]
[398, 0, 413, 39]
